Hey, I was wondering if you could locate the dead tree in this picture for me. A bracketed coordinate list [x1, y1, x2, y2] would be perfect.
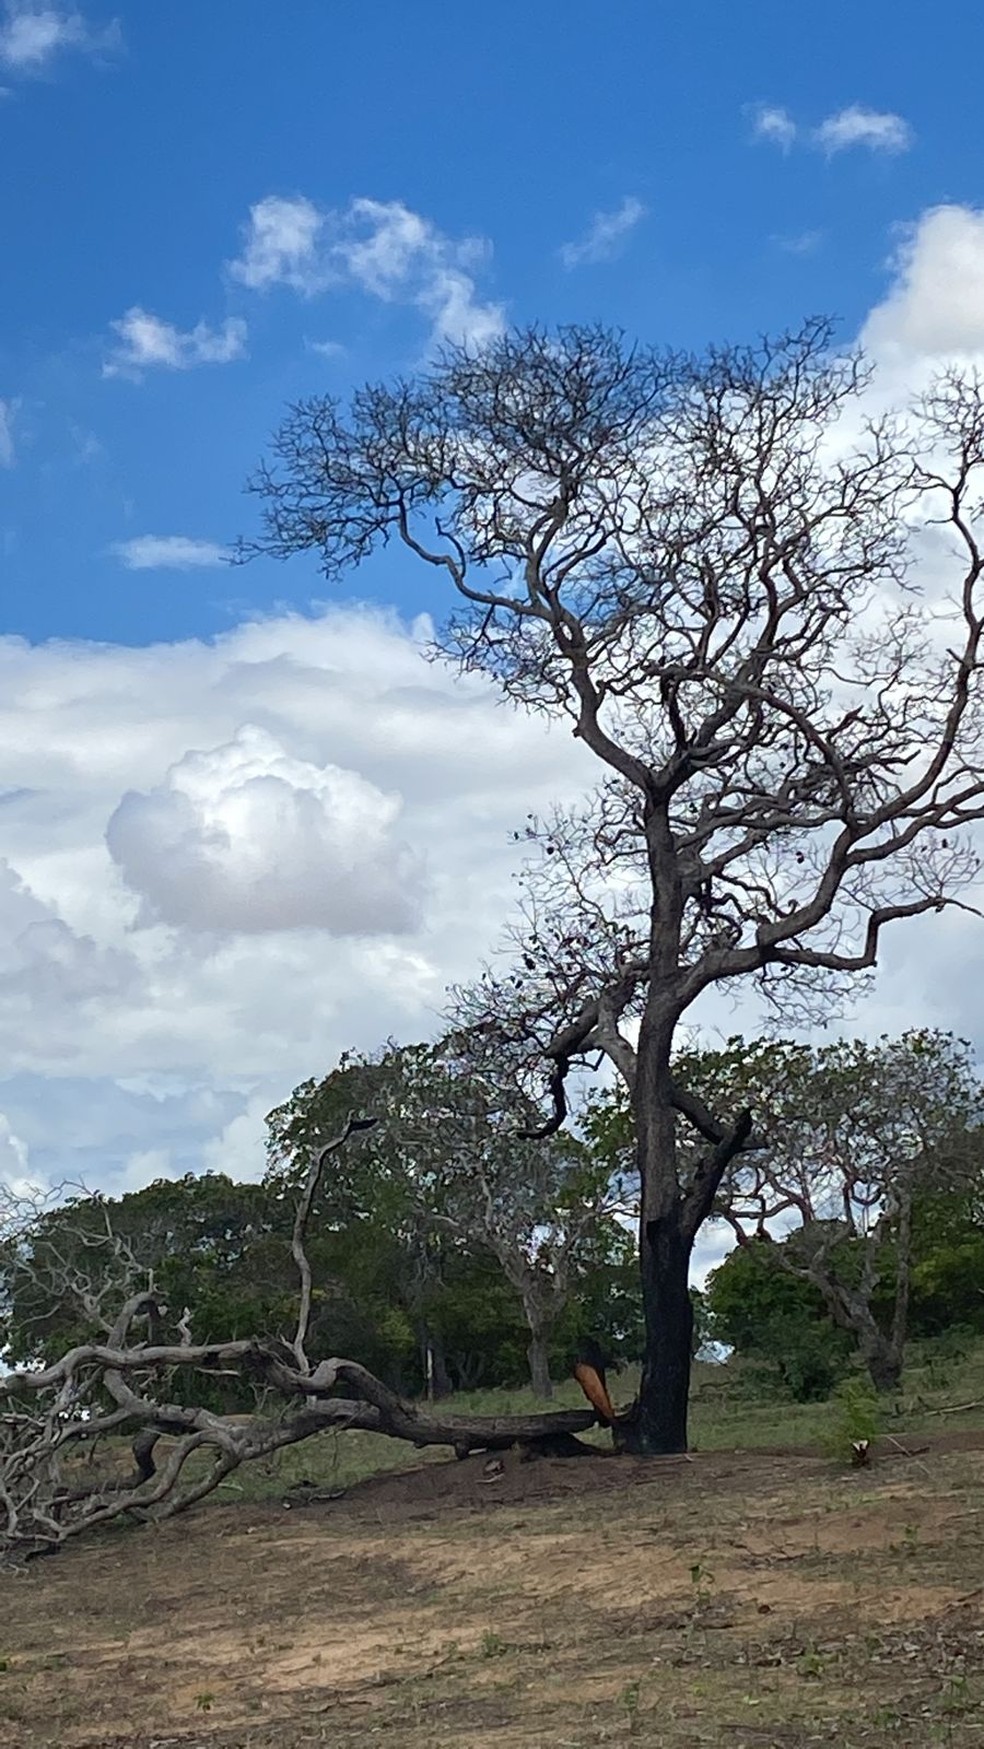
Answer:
[244, 324, 984, 1453]
[0, 1120, 597, 1565]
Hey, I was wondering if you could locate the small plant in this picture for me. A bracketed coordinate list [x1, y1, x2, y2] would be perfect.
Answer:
[194, 1692, 215, 1713]
[902, 1520, 920, 1555]
[796, 1646, 826, 1680]
[820, 1378, 882, 1465]
[618, 1678, 642, 1735]
[479, 1630, 508, 1659]
[689, 1560, 715, 1609]
[940, 1673, 969, 1716]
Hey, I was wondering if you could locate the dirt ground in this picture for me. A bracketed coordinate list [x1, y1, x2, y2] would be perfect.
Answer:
[4, 1431, 984, 1748]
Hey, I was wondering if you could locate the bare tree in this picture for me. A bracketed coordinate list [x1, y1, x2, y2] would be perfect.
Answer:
[245, 322, 984, 1452]
[0, 1120, 596, 1565]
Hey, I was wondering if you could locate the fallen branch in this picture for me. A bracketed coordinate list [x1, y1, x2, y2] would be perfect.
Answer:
[0, 1114, 602, 1565]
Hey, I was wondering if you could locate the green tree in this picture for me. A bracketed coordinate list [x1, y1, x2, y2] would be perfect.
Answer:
[265, 1036, 631, 1397]
[685, 1031, 984, 1391]
[705, 1237, 853, 1400]
[247, 322, 984, 1451]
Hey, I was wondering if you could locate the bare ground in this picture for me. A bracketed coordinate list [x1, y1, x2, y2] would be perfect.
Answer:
[4, 1431, 984, 1747]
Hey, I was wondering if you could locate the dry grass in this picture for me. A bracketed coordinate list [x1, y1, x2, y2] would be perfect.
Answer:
[4, 1430, 984, 1747]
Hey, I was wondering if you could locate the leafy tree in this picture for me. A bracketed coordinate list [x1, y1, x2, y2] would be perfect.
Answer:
[682, 1031, 984, 1391]
[247, 322, 984, 1452]
[266, 1036, 630, 1396]
[3, 1176, 281, 1354]
[705, 1237, 853, 1401]
[882, 1183, 984, 1341]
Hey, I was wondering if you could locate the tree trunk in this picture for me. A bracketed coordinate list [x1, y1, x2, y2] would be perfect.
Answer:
[808, 1270, 904, 1395]
[421, 1327, 453, 1401]
[527, 1329, 553, 1399]
[859, 1327, 902, 1395]
[627, 1209, 693, 1452]
[889, 1191, 913, 1379]
[625, 1002, 694, 1454]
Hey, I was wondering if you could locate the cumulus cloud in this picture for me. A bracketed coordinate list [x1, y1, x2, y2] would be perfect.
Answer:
[104, 307, 247, 379]
[750, 104, 797, 150]
[229, 194, 504, 348]
[112, 535, 229, 571]
[862, 205, 984, 361]
[105, 723, 426, 935]
[560, 197, 646, 268]
[0, 605, 595, 1193]
[814, 105, 912, 155]
[0, 397, 14, 465]
[0, 859, 141, 1076]
[0, 2, 119, 72]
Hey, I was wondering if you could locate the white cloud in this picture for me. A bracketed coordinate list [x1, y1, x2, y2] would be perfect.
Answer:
[112, 535, 229, 572]
[229, 194, 504, 348]
[750, 102, 912, 158]
[862, 205, 984, 361]
[105, 723, 427, 935]
[0, 859, 141, 1076]
[0, 3, 119, 71]
[0, 398, 15, 465]
[104, 307, 247, 379]
[0, 1108, 40, 1206]
[814, 105, 912, 155]
[775, 229, 823, 256]
[0, 606, 593, 1194]
[560, 197, 646, 269]
[227, 194, 324, 294]
[750, 104, 797, 150]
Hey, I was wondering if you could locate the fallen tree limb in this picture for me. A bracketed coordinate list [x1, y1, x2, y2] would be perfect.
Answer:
[0, 1113, 602, 1565]
[1, 1350, 600, 1563]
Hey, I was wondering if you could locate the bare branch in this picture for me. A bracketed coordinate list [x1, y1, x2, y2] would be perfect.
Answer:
[291, 1113, 377, 1372]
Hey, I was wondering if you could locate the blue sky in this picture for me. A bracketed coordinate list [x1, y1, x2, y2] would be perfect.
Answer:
[2, 0, 978, 643]
[2, 0, 984, 1236]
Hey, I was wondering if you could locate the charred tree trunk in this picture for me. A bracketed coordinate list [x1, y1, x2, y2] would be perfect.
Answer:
[623, 1002, 693, 1455]
[623, 985, 753, 1455]
[630, 1209, 694, 1452]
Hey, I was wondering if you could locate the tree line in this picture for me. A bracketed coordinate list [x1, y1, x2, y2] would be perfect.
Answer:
[6, 1029, 983, 1412]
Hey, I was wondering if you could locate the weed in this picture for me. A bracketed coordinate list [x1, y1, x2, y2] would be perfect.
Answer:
[820, 1378, 882, 1464]
[796, 1646, 826, 1680]
[618, 1678, 642, 1735]
[688, 1560, 715, 1609]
